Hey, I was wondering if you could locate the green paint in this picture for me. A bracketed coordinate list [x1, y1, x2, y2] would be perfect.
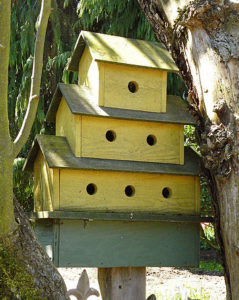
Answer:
[28, 211, 213, 223]
[24, 135, 199, 174]
[46, 83, 195, 125]
[34, 219, 200, 268]
[68, 31, 179, 72]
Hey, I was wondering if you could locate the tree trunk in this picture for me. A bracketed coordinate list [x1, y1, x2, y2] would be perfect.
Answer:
[137, 1, 239, 299]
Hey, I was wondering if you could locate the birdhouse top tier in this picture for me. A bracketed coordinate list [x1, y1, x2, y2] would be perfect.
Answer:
[68, 31, 179, 72]
[67, 31, 178, 113]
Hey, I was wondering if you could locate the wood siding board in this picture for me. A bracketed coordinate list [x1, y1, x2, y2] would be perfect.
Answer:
[58, 220, 199, 267]
[24, 135, 200, 175]
[53, 220, 60, 267]
[195, 176, 201, 214]
[53, 169, 60, 210]
[81, 116, 183, 163]
[67, 31, 179, 72]
[102, 63, 166, 113]
[27, 211, 213, 223]
[59, 169, 197, 214]
[180, 125, 184, 165]
[46, 84, 195, 125]
[56, 97, 77, 155]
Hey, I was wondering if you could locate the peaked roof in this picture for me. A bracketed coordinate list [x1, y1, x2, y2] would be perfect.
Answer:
[67, 31, 179, 72]
[46, 83, 195, 125]
[24, 135, 200, 176]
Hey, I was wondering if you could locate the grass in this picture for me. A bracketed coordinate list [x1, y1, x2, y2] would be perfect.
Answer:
[155, 284, 210, 299]
[197, 260, 223, 273]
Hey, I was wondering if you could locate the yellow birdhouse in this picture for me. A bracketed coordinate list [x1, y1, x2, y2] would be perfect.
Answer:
[24, 32, 203, 268]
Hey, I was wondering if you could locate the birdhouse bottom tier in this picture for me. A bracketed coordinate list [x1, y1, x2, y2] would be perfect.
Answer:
[34, 162, 200, 215]
[34, 218, 200, 268]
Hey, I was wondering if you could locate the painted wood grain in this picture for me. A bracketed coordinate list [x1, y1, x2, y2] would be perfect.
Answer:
[80, 116, 184, 164]
[100, 62, 167, 113]
[78, 47, 99, 103]
[56, 220, 199, 267]
[59, 169, 199, 214]
[56, 97, 80, 156]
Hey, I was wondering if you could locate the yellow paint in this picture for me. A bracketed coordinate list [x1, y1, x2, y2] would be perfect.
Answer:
[80, 116, 184, 164]
[34, 151, 53, 211]
[78, 47, 99, 103]
[100, 62, 167, 113]
[77, 48, 167, 113]
[59, 169, 200, 215]
[56, 97, 81, 156]
[194, 177, 200, 214]
[33, 151, 59, 211]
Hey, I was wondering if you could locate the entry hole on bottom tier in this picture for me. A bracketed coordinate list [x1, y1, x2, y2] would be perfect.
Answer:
[125, 185, 135, 197]
[147, 135, 157, 146]
[162, 187, 171, 199]
[86, 183, 97, 195]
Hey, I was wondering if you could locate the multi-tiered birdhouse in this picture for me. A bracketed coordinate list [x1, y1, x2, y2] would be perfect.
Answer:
[24, 31, 201, 268]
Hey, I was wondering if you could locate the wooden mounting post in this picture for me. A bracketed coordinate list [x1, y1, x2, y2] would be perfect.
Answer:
[98, 267, 146, 300]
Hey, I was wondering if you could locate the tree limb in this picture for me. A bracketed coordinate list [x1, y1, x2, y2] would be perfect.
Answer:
[13, 0, 53, 157]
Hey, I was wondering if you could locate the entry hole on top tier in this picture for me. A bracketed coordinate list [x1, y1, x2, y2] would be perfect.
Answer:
[125, 185, 135, 197]
[147, 135, 157, 146]
[162, 187, 171, 199]
[105, 130, 116, 142]
[128, 81, 138, 93]
[86, 183, 97, 195]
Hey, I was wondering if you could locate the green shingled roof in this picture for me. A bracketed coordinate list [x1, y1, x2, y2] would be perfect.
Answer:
[24, 135, 199, 175]
[46, 83, 195, 125]
[67, 31, 179, 72]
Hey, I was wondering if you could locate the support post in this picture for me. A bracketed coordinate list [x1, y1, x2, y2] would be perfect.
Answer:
[98, 267, 146, 300]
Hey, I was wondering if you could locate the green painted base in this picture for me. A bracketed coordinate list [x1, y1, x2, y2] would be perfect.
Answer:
[35, 219, 200, 268]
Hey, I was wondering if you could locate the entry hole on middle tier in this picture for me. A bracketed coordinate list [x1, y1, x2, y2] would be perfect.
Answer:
[162, 187, 171, 199]
[86, 183, 97, 195]
[147, 135, 157, 146]
[105, 130, 116, 142]
[125, 185, 135, 197]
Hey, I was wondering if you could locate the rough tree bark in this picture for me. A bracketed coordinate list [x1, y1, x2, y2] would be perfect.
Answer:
[0, 1, 67, 298]
[137, 1, 239, 299]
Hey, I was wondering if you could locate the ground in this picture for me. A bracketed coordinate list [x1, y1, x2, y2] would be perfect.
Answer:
[59, 249, 226, 299]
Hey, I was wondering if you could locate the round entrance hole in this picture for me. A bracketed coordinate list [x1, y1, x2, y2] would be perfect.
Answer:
[128, 81, 138, 93]
[162, 187, 171, 199]
[105, 130, 116, 142]
[147, 135, 157, 146]
[125, 185, 135, 197]
[86, 183, 97, 195]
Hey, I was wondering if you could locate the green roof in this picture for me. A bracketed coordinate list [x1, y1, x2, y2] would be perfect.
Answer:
[67, 31, 179, 72]
[46, 83, 195, 125]
[24, 135, 200, 176]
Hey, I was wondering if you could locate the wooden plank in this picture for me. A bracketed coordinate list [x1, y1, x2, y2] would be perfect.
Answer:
[34, 219, 54, 261]
[56, 97, 78, 156]
[59, 169, 198, 214]
[195, 176, 201, 214]
[46, 84, 195, 125]
[53, 169, 60, 210]
[68, 31, 179, 72]
[57, 220, 200, 267]
[101, 62, 167, 113]
[78, 47, 99, 102]
[81, 116, 184, 164]
[98, 267, 146, 300]
[27, 211, 214, 223]
[33, 151, 54, 211]
[24, 135, 200, 176]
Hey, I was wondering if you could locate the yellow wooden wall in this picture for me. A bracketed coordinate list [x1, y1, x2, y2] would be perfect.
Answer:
[59, 169, 200, 215]
[33, 151, 59, 211]
[56, 97, 81, 156]
[80, 116, 184, 164]
[99, 62, 167, 113]
[78, 48, 167, 113]
[78, 47, 99, 102]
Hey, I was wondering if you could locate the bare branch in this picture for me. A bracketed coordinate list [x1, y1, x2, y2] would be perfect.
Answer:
[13, 0, 52, 157]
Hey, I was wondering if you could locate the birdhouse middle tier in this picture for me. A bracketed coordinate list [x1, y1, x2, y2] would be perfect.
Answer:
[67, 31, 179, 113]
[46, 84, 195, 164]
[24, 135, 200, 215]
